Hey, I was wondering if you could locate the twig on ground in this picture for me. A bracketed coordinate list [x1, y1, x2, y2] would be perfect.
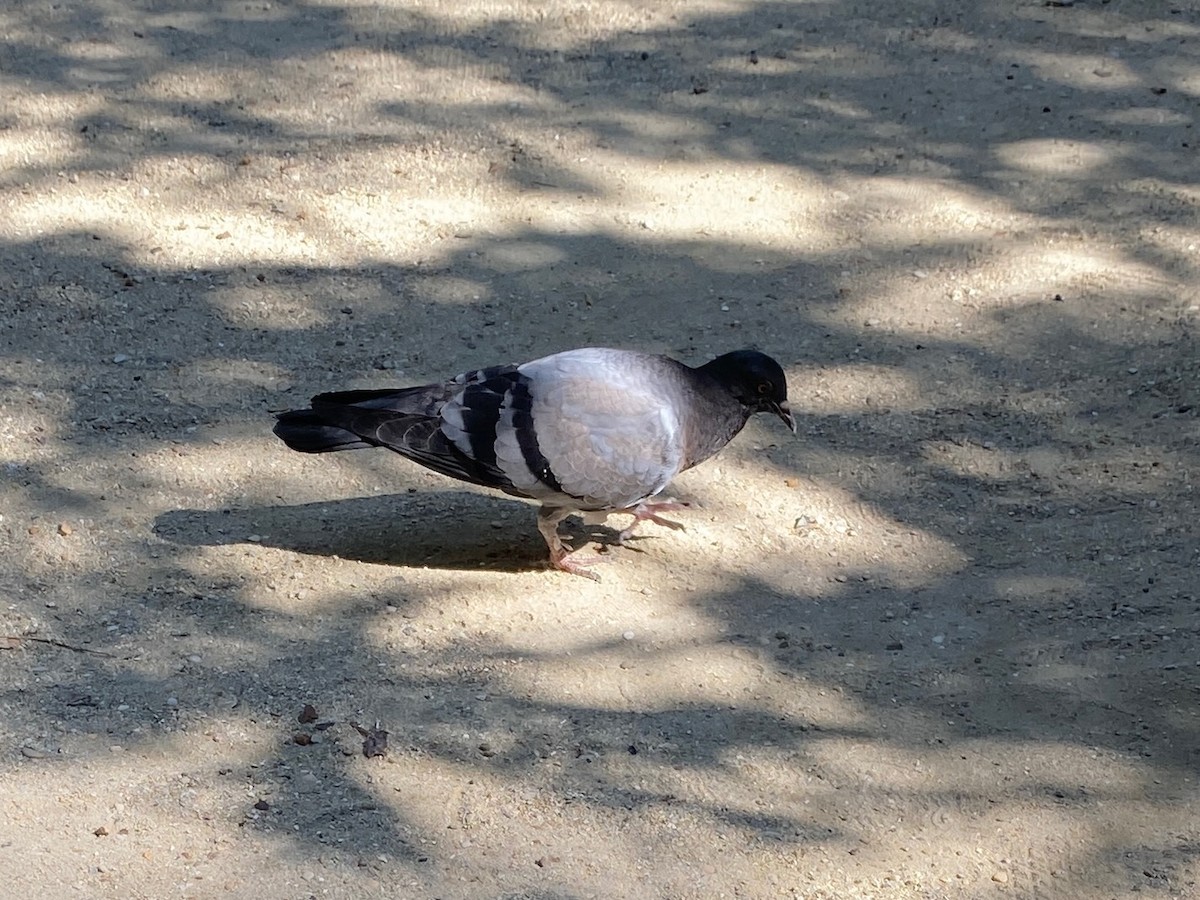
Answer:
[1, 635, 122, 657]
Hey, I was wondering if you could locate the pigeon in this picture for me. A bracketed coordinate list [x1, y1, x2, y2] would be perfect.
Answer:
[273, 347, 795, 578]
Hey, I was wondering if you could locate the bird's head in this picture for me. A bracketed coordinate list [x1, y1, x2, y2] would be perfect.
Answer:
[700, 349, 796, 433]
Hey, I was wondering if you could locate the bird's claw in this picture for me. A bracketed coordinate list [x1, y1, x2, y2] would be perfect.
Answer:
[616, 499, 691, 544]
[539, 499, 694, 577]
[549, 548, 609, 581]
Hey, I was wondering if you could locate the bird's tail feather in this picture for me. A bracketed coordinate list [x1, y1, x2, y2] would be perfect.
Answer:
[312, 386, 439, 414]
[272, 409, 374, 453]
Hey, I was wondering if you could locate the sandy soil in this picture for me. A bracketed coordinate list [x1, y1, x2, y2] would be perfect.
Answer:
[1, 0, 1199, 897]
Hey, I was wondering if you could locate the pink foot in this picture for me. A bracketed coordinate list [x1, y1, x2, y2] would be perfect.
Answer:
[548, 546, 609, 581]
[617, 499, 692, 545]
[538, 506, 607, 581]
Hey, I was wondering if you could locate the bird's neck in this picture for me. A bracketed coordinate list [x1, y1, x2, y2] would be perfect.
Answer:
[681, 389, 751, 470]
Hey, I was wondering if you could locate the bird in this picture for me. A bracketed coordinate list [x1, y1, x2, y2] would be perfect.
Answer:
[272, 347, 795, 578]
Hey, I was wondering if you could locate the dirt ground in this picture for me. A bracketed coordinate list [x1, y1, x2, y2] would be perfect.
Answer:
[1, 0, 1199, 897]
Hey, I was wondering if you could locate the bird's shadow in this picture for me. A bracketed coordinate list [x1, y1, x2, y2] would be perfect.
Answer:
[154, 491, 633, 573]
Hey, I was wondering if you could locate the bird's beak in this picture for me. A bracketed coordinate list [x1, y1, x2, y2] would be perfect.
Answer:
[775, 400, 796, 434]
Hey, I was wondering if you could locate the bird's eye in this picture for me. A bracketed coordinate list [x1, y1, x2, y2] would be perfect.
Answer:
[756, 382, 772, 395]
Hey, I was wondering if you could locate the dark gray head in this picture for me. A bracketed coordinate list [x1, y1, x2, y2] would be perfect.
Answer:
[698, 349, 796, 433]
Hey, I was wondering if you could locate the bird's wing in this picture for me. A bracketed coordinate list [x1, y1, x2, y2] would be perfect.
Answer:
[309, 365, 522, 492]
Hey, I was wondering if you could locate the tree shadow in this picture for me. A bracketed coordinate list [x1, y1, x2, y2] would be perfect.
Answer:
[2, 0, 1199, 894]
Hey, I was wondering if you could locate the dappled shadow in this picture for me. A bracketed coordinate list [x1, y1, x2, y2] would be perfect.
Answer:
[4, 558, 1197, 892]
[2, 0, 1199, 895]
[3, 232, 1198, 892]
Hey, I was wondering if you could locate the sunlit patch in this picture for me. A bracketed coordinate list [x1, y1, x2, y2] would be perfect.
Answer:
[1007, 49, 1143, 89]
[1096, 107, 1192, 126]
[608, 110, 714, 141]
[710, 55, 806, 76]
[669, 466, 971, 592]
[825, 175, 1018, 243]
[595, 162, 834, 251]
[207, 290, 329, 330]
[334, 0, 677, 39]
[992, 574, 1087, 604]
[0, 132, 79, 185]
[993, 139, 1117, 176]
[182, 358, 292, 388]
[786, 364, 929, 415]
[804, 96, 873, 119]
[482, 240, 568, 272]
[490, 636, 873, 726]
[411, 274, 492, 305]
[0, 387, 70, 449]
[1176, 68, 1200, 98]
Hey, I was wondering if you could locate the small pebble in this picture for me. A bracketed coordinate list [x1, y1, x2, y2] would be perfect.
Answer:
[21, 746, 49, 759]
[112, 354, 129, 364]
[932, 634, 945, 644]
[622, 630, 635, 641]
[166, 697, 178, 707]
[253, 800, 270, 811]
[246, 534, 263, 543]
[992, 871, 1009, 884]
[57, 522, 73, 536]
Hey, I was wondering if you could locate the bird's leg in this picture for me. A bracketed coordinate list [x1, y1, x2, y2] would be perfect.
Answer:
[537, 507, 607, 581]
[616, 498, 691, 545]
